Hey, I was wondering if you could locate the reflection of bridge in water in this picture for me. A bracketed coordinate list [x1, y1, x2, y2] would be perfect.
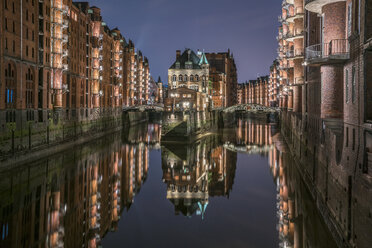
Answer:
[219, 104, 280, 113]
[224, 142, 274, 154]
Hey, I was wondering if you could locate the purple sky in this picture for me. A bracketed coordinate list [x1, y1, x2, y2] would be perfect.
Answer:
[89, 0, 281, 84]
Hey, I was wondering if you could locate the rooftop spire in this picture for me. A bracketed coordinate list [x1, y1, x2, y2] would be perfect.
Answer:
[199, 50, 209, 65]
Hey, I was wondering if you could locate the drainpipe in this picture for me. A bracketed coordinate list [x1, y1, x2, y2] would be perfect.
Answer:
[20, 0, 23, 132]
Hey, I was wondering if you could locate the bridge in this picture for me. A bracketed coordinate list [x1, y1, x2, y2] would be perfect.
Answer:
[123, 105, 164, 112]
[123, 103, 278, 114]
[222, 104, 280, 113]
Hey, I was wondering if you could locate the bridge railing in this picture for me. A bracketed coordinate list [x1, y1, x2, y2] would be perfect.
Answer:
[223, 104, 280, 113]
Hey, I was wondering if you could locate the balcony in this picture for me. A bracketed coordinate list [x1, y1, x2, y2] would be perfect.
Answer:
[286, 49, 304, 59]
[305, 0, 346, 14]
[295, 77, 304, 85]
[282, 0, 293, 8]
[286, 7, 305, 22]
[284, 29, 304, 41]
[305, 39, 350, 65]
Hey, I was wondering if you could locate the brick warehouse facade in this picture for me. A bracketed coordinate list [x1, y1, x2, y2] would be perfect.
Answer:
[273, 0, 372, 247]
[206, 50, 238, 108]
[237, 76, 269, 106]
[0, 0, 151, 157]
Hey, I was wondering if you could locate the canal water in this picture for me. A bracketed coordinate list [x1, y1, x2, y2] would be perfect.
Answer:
[0, 117, 337, 248]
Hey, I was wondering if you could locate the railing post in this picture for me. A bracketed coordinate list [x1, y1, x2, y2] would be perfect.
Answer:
[28, 123, 31, 150]
[11, 129, 15, 154]
[47, 125, 50, 145]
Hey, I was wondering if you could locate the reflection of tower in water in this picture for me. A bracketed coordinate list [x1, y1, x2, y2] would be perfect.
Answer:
[162, 135, 237, 218]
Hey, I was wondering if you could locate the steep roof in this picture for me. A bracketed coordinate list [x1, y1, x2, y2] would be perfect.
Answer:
[169, 49, 203, 70]
[198, 51, 209, 65]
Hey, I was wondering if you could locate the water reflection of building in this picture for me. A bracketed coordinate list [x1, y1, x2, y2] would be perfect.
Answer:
[223, 118, 276, 155]
[269, 135, 348, 248]
[161, 135, 237, 218]
[0, 130, 153, 248]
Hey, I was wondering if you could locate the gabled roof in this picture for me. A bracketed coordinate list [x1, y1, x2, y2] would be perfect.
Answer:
[169, 49, 204, 70]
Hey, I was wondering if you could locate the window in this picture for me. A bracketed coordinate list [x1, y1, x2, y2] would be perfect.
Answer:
[195, 75, 199, 82]
[26, 68, 34, 110]
[190, 75, 194, 82]
[4, 0, 7, 9]
[347, 2, 352, 36]
[12, 40, 15, 52]
[172, 75, 176, 82]
[178, 75, 183, 82]
[5, 38, 8, 50]
[345, 69, 349, 103]
[5, 63, 16, 114]
[352, 66, 356, 103]
[13, 21, 15, 33]
[184, 75, 188, 82]
[5, 18, 7, 30]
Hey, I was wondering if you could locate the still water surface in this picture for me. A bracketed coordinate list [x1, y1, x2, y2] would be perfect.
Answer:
[0, 117, 336, 248]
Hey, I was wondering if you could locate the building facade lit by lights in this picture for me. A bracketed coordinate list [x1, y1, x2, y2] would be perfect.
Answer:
[237, 76, 270, 106]
[165, 49, 210, 112]
[0, 0, 151, 129]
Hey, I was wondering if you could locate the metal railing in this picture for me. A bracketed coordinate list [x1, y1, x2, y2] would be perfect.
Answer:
[305, 39, 349, 61]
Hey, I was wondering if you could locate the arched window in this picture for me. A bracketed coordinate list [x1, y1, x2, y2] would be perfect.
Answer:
[172, 75, 177, 82]
[184, 74, 188, 82]
[195, 75, 199, 82]
[5, 63, 16, 122]
[26, 68, 35, 121]
[178, 75, 183, 82]
[190, 75, 194, 82]
[5, 63, 16, 106]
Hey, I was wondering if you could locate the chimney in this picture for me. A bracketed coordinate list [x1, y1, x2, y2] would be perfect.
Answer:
[176, 50, 181, 59]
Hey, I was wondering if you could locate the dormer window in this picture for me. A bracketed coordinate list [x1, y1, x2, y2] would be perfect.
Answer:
[175, 62, 180, 69]
[185, 61, 192, 69]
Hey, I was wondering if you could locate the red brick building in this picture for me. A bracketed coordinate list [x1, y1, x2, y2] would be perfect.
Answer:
[206, 50, 238, 108]
[274, 1, 372, 247]
[0, 0, 151, 129]
[237, 76, 269, 106]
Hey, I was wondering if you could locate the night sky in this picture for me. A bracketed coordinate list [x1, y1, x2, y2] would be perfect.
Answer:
[89, 0, 281, 84]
